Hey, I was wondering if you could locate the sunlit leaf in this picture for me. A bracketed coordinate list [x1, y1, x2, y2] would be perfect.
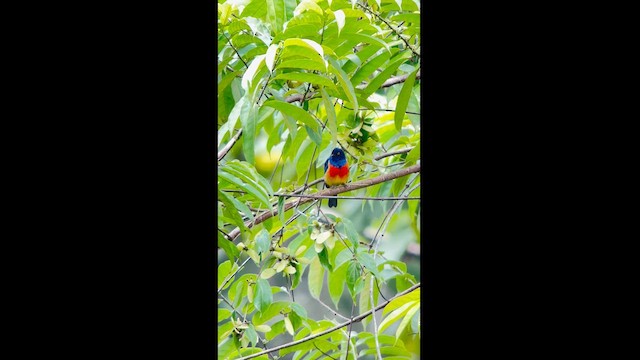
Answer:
[378, 300, 418, 333]
[263, 100, 319, 135]
[265, 43, 278, 72]
[274, 72, 336, 89]
[327, 57, 358, 115]
[362, 53, 412, 96]
[383, 287, 420, 315]
[395, 302, 420, 342]
[334, 9, 345, 35]
[395, 68, 419, 131]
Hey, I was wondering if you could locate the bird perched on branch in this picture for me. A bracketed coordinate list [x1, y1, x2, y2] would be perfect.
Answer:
[324, 147, 349, 208]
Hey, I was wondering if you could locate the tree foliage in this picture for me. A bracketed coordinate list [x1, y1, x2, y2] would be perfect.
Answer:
[218, 0, 421, 358]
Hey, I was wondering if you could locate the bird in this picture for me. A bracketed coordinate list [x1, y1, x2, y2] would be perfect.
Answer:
[324, 147, 349, 208]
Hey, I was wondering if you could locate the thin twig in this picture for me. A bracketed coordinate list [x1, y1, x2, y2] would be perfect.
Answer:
[221, 31, 249, 69]
[313, 343, 337, 360]
[345, 302, 355, 360]
[356, 3, 420, 58]
[316, 298, 350, 321]
[374, 147, 414, 161]
[369, 275, 383, 360]
[217, 256, 252, 294]
[236, 283, 421, 360]
[370, 174, 420, 250]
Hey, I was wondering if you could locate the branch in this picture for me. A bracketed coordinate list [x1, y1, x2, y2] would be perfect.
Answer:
[341, 106, 421, 116]
[270, 194, 420, 201]
[236, 283, 421, 360]
[285, 92, 316, 103]
[225, 164, 420, 241]
[380, 71, 421, 88]
[218, 129, 243, 162]
[374, 147, 414, 161]
[355, 71, 421, 90]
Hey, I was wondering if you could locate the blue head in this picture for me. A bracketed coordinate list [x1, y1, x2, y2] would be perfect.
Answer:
[325, 147, 347, 171]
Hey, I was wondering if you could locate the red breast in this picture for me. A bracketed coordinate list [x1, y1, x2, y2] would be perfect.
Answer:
[327, 164, 349, 177]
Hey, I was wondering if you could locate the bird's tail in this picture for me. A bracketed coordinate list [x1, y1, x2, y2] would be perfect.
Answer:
[328, 197, 337, 208]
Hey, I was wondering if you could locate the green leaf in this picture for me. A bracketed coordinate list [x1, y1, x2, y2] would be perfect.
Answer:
[218, 70, 242, 101]
[327, 57, 358, 116]
[290, 303, 308, 319]
[362, 53, 411, 96]
[277, 196, 286, 225]
[338, 218, 360, 248]
[232, 279, 247, 308]
[283, 38, 325, 61]
[226, 95, 248, 145]
[356, 251, 380, 277]
[284, 315, 294, 335]
[304, 124, 322, 146]
[405, 141, 420, 165]
[350, 50, 392, 86]
[218, 308, 232, 322]
[265, 43, 278, 72]
[394, 68, 419, 131]
[245, 325, 259, 347]
[383, 287, 420, 316]
[395, 302, 420, 342]
[328, 261, 349, 308]
[266, 0, 287, 35]
[240, 101, 258, 165]
[241, 54, 266, 94]
[321, 87, 338, 145]
[218, 260, 233, 289]
[218, 321, 234, 342]
[359, 273, 379, 330]
[219, 190, 254, 223]
[254, 278, 273, 313]
[265, 320, 285, 340]
[392, 174, 409, 197]
[263, 100, 319, 133]
[346, 260, 360, 298]
[226, 161, 274, 197]
[218, 169, 271, 209]
[333, 248, 352, 269]
[317, 144, 334, 170]
[218, 232, 240, 262]
[278, 59, 327, 72]
[252, 301, 290, 325]
[217, 188, 247, 231]
[317, 246, 332, 271]
[345, 32, 390, 55]
[378, 300, 418, 333]
[293, 0, 324, 17]
[359, 346, 412, 358]
[241, 0, 267, 18]
[383, 259, 407, 273]
[273, 72, 336, 89]
[255, 228, 271, 258]
[308, 255, 324, 299]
